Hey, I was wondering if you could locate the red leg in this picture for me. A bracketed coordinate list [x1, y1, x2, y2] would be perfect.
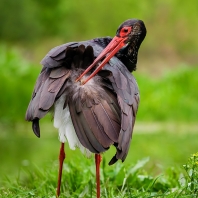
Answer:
[95, 154, 102, 198]
[56, 143, 65, 197]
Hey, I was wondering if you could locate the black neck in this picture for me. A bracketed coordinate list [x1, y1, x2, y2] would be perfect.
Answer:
[116, 34, 144, 72]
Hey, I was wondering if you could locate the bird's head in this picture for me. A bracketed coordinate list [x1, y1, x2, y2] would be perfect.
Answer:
[76, 19, 146, 84]
[116, 19, 146, 49]
[115, 19, 147, 71]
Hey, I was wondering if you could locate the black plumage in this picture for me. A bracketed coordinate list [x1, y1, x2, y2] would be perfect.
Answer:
[26, 19, 146, 166]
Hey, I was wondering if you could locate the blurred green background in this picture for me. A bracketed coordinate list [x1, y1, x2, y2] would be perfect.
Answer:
[0, 0, 197, 188]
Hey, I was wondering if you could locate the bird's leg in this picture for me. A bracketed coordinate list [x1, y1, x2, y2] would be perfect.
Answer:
[95, 154, 102, 198]
[56, 143, 65, 197]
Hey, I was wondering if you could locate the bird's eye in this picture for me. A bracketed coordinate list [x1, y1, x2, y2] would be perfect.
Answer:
[119, 27, 132, 37]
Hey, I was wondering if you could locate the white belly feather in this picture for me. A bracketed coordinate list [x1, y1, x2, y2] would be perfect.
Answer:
[54, 95, 92, 157]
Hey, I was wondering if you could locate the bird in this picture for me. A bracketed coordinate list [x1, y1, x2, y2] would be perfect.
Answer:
[25, 19, 146, 198]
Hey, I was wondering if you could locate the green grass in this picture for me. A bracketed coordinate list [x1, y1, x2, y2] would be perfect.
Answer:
[0, 123, 197, 197]
[1, 121, 197, 178]
[0, 153, 197, 197]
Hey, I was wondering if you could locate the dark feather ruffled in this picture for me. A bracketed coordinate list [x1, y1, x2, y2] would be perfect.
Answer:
[25, 40, 139, 165]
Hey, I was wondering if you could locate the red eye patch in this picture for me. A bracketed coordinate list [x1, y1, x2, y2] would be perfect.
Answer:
[119, 26, 132, 37]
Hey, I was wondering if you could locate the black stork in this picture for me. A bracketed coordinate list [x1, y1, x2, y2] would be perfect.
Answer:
[25, 19, 146, 197]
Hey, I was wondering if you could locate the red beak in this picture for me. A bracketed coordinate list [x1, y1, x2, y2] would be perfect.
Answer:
[76, 36, 127, 84]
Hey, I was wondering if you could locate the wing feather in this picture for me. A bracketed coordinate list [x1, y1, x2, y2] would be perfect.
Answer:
[103, 58, 140, 165]
[68, 102, 99, 153]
